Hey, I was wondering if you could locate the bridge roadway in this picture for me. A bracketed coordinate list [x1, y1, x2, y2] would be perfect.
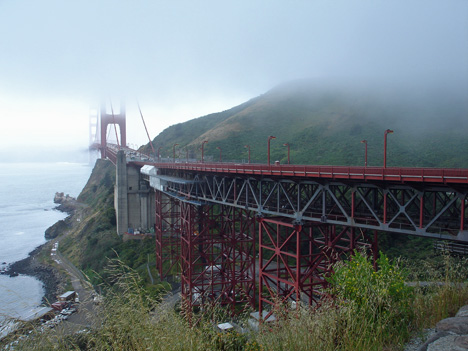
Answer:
[105, 144, 468, 242]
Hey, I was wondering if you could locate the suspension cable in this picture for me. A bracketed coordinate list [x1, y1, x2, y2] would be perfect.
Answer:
[109, 99, 121, 148]
[137, 100, 156, 155]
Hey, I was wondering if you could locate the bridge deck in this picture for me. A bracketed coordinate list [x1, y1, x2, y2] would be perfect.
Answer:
[135, 161, 468, 186]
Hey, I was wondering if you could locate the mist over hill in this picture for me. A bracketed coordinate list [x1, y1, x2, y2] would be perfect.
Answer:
[143, 80, 468, 168]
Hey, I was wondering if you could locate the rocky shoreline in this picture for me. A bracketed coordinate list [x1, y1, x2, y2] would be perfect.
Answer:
[0, 192, 81, 306]
[0, 244, 66, 306]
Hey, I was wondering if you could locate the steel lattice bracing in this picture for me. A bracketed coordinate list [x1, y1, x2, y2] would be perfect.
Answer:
[177, 201, 256, 316]
[155, 190, 181, 278]
[156, 172, 467, 241]
[258, 218, 377, 321]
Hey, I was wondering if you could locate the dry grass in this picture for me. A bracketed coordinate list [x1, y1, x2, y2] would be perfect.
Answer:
[9, 253, 468, 351]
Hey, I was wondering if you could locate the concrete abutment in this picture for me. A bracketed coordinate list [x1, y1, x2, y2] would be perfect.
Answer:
[115, 151, 155, 235]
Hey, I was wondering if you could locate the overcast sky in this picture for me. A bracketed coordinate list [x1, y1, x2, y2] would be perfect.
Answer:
[0, 0, 467, 161]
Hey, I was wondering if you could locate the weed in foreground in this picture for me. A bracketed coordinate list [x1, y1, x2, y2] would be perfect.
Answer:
[11, 253, 468, 351]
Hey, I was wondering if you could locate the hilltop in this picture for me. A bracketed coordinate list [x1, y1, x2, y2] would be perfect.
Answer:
[142, 80, 468, 168]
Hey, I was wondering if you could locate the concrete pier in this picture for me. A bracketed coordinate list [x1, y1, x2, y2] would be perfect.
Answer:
[115, 150, 155, 235]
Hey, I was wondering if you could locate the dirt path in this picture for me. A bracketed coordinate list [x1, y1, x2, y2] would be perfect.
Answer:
[52, 248, 98, 333]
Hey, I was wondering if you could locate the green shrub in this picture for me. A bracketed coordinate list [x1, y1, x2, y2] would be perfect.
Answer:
[326, 251, 414, 349]
[328, 251, 412, 311]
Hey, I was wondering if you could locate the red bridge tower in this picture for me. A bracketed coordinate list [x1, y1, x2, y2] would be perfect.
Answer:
[100, 101, 126, 158]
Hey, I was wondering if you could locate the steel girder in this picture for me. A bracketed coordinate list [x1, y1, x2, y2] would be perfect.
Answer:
[158, 172, 468, 241]
[258, 218, 377, 321]
[179, 202, 256, 315]
[155, 190, 181, 278]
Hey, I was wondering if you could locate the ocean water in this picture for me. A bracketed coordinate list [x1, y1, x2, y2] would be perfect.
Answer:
[0, 162, 92, 324]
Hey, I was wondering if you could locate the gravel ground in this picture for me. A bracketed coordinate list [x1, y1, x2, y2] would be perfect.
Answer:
[404, 328, 436, 351]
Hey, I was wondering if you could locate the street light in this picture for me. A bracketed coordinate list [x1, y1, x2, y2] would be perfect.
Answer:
[361, 140, 368, 167]
[173, 143, 179, 163]
[384, 129, 393, 168]
[244, 145, 250, 164]
[158, 146, 162, 162]
[267, 136, 276, 165]
[283, 143, 290, 164]
[201, 140, 208, 163]
[185, 147, 189, 163]
[216, 147, 222, 162]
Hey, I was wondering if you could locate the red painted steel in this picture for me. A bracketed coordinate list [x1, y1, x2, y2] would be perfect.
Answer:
[258, 218, 378, 321]
[155, 191, 181, 278]
[102, 143, 468, 320]
[144, 162, 468, 186]
[100, 103, 126, 159]
[180, 202, 256, 318]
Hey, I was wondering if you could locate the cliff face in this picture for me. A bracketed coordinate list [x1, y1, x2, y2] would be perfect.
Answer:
[78, 158, 116, 208]
[59, 159, 119, 274]
[58, 159, 157, 289]
[44, 219, 70, 240]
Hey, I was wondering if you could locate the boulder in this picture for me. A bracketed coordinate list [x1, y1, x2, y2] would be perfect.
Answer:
[456, 306, 468, 318]
[436, 317, 468, 335]
[427, 335, 468, 351]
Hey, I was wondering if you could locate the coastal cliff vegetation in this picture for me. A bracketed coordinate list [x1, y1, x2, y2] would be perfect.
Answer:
[58, 159, 168, 299]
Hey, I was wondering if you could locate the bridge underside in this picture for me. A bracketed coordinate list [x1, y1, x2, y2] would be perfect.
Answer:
[148, 166, 467, 317]
[154, 190, 377, 319]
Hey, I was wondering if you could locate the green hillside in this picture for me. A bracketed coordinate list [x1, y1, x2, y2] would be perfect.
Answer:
[142, 80, 468, 168]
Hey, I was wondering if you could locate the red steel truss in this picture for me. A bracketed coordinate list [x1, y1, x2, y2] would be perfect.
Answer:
[155, 190, 181, 278]
[157, 172, 468, 241]
[258, 217, 377, 320]
[179, 201, 256, 314]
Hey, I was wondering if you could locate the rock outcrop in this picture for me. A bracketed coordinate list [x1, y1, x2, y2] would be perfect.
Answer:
[418, 305, 468, 350]
[53, 192, 79, 213]
[44, 219, 70, 240]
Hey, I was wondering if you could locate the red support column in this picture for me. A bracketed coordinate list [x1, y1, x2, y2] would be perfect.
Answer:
[258, 217, 307, 321]
[155, 190, 181, 278]
[180, 201, 197, 322]
[180, 203, 256, 320]
[258, 218, 378, 321]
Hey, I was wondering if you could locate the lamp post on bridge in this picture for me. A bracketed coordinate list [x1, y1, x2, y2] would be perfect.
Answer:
[186, 147, 189, 163]
[158, 146, 162, 162]
[201, 140, 208, 163]
[216, 147, 222, 162]
[384, 129, 393, 168]
[267, 136, 276, 166]
[283, 143, 290, 164]
[244, 145, 250, 164]
[173, 143, 179, 163]
[361, 140, 368, 167]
